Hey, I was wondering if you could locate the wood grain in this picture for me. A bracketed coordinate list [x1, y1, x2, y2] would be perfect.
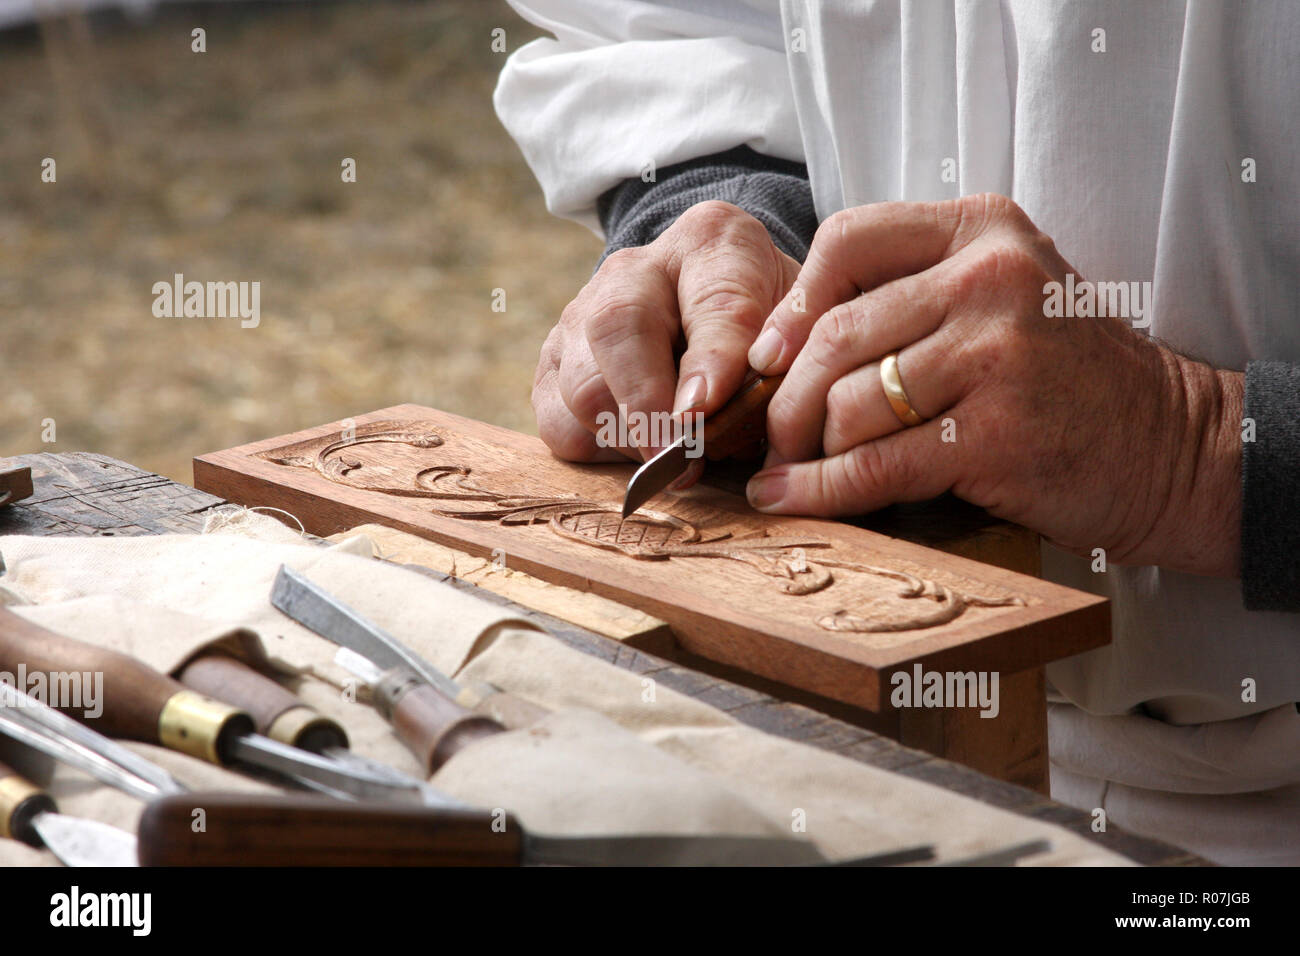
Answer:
[194, 405, 1110, 714]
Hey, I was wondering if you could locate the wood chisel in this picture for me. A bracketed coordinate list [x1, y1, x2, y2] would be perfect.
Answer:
[271, 564, 547, 774]
[622, 372, 784, 517]
[0, 607, 452, 806]
[178, 651, 349, 753]
[137, 792, 937, 867]
[0, 759, 137, 867]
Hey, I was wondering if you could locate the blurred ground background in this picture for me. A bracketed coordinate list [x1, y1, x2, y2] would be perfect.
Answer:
[0, 0, 602, 481]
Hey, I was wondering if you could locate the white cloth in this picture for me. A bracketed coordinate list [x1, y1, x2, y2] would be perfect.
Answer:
[495, 0, 1300, 863]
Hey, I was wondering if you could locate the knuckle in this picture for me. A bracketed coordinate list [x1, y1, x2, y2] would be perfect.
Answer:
[812, 299, 862, 354]
[826, 375, 862, 422]
[823, 378, 863, 448]
[813, 209, 856, 260]
[685, 280, 765, 329]
[582, 292, 651, 346]
[599, 247, 643, 272]
[539, 420, 595, 462]
[965, 242, 1043, 290]
[845, 441, 908, 500]
[563, 369, 614, 425]
[679, 199, 747, 234]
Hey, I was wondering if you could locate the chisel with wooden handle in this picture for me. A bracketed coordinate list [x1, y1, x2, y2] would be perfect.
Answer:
[271, 565, 549, 774]
[622, 372, 785, 517]
[0, 607, 451, 806]
[137, 792, 900, 867]
[0, 760, 137, 866]
[177, 652, 348, 753]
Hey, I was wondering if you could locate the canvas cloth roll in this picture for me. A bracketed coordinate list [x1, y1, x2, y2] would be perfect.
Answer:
[0, 515, 1131, 865]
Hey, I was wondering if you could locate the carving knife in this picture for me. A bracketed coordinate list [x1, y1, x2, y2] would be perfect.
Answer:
[271, 565, 547, 772]
[137, 793, 934, 867]
[622, 372, 785, 517]
[0, 760, 137, 867]
[0, 607, 455, 807]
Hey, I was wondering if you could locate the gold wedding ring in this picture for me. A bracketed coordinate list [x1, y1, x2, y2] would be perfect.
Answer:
[880, 352, 924, 427]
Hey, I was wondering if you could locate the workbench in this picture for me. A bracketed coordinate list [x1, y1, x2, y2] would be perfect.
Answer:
[0, 451, 1204, 865]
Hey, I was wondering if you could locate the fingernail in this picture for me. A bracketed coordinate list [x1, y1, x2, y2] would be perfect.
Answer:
[763, 448, 789, 469]
[747, 470, 788, 511]
[672, 375, 707, 416]
[748, 326, 784, 373]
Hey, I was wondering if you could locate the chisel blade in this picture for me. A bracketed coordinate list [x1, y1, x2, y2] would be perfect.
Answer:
[271, 565, 461, 699]
[226, 733, 460, 808]
[621, 437, 691, 518]
[32, 813, 138, 868]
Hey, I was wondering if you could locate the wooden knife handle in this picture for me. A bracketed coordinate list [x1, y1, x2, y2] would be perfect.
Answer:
[0, 607, 253, 764]
[701, 373, 785, 461]
[178, 653, 348, 753]
[0, 760, 54, 847]
[374, 671, 506, 774]
[137, 793, 525, 866]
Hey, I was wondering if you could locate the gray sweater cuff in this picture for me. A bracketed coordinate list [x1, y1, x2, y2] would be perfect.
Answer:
[596, 145, 817, 266]
[1242, 360, 1300, 611]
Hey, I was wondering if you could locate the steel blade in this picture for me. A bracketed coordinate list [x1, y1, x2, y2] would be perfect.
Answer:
[271, 565, 461, 698]
[524, 832, 828, 867]
[227, 732, 459, 807]
[32, 812, 138, 868]
[621, 437, 690, 517]
[0, 684, 184, 800]
[321, 746, 465, 809]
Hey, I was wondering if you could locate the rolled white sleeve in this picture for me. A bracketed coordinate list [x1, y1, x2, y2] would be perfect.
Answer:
[494, 0, 803, 233]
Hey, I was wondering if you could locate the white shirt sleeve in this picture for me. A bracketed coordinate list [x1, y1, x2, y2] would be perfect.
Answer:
[493, 0, 805, 234]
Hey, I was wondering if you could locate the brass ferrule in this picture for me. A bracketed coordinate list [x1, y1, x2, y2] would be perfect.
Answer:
[0, 774, 49, 842]
[158, 690, 246, 764]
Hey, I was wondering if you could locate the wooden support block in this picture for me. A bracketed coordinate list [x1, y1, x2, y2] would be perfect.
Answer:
[196, 407, 1108, 698]
[329, 523, 677, 656]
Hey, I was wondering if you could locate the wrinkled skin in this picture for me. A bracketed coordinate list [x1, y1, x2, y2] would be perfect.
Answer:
[534, 194, 1242, 577]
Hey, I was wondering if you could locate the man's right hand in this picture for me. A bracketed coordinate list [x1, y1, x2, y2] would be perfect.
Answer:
[533, 200, 800, 464]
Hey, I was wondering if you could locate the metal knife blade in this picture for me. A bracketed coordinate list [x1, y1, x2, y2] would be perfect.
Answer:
[32, 813, 138, 868]
[622, 438, 693, 518]
[225, 733, 460, 808]
[271, 565, 461, 699]
[0, 682, 184, 801]
[620, 372, 784, 517]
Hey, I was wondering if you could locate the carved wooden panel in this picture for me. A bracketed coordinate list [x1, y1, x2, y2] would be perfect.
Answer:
[194, 405, 1109, 711]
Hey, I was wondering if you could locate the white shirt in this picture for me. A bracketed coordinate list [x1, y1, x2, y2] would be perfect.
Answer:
[495, 0, 1300, 863]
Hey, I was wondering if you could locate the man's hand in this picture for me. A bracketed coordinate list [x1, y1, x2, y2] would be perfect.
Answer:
[745, 193, 1243, 577]
[534, 200, 799, 465]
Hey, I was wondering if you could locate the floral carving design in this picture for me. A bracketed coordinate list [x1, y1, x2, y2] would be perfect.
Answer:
[260, 421, 1025, 632]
